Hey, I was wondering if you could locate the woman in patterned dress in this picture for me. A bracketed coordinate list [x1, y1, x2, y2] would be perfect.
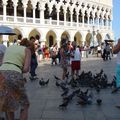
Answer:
[0, 38, 32, 120]
[60, 43, 69, 81]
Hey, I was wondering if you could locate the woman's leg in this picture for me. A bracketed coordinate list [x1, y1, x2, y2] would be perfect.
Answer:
[76, 70, 79, 77]
[5, 112, 14, 120]
[71, 69, 74, 79]
[62, 68, 67, 80]
[20, 103, 29, 120]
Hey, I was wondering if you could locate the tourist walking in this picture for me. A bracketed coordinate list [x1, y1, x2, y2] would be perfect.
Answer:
[29, 36, 38, 80]
[70, 45, 81, 79]
[51, 44, 58, 65]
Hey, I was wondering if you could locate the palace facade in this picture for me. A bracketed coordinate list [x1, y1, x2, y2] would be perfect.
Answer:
[0, 0, 113, 47]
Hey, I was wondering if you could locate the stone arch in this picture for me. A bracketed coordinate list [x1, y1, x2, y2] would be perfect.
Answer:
[9, 28, 23, 44]
[28, 29, 41, 40]
[61, 31, 70, 45]
[85, 33, 92, 46]
[96, 33, 102, 45]
[46, 30, 57, 47]
[74, 32, 82, 47]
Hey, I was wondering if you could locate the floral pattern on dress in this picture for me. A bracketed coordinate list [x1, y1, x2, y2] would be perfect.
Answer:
[0, 70, 29, 112]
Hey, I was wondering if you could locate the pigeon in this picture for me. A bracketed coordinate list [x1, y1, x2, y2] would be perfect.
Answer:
[63, 92, 75, 101]
[55, 81, 60, 87]
[39, 78, 49, 86]
[96, 98, 102, 105]
[45, 79, 49, 85]
[54, 75, 61, 80]
[59, 100, 69, 109]
[95, 86, 100, 93]
[61, 88, 69, 96]
[74, 88, 81, 95]
[65, 72, 69, 79]
[77, 99, 88, 105]
[84, 89, 89, 95]
[59, 83, 68, 91]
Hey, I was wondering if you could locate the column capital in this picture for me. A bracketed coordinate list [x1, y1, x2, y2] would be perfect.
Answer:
[2, 1, 7, 5]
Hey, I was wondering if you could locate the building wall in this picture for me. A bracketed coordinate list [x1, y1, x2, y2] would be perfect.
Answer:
[0, 0, 114, 48]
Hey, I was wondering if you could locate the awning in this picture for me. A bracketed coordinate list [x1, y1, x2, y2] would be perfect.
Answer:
[0, 25, 16, 35]
[104, 39, 114, 42]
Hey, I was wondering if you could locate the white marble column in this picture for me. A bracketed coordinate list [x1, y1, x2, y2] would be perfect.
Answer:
[57, 39, 61, 48]
[57, 11, 59, 25]
[40, 9, 44, 24]
[3, 3, 7, 21]
[49, 17, 52, 25]
[70, 12, 73, 26]
[92, 16, 95, 25]
[97, 17, 100, 29]
[64, 11, 66, 26]
[69, 34, 74, 42]
[106, 17, 108, 29]
[87, 15, 90, 27]
[14, 4, 17, 22]
[2, 35, 8, 47]
[23, 5, 27, 23]
[33, 7, 36, 23]
[110, 20, 112, 30]
[76, 13, 79, 27]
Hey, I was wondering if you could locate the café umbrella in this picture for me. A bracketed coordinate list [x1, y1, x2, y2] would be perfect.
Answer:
[0, 25, 16, 35]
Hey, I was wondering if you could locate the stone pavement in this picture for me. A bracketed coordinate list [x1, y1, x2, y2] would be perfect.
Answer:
[17, 56, 120, 120]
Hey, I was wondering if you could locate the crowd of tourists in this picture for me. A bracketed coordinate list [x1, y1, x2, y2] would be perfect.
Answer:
[0, 34, 118, 120]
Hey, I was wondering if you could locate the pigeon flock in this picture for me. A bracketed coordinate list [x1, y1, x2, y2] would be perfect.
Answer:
[54, 69, 117, 110]
[37, 69, 117, 110]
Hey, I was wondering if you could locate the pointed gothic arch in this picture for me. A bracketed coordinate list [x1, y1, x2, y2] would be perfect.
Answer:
[17, 0, 24, 17]
[61, 31, 70, 45]
[85, 33, 92, 46]
[26, 0, 33, 17]
[46, 30, 57, 47]
[74, 32, 82, 46]
[6, 0, 14, 16]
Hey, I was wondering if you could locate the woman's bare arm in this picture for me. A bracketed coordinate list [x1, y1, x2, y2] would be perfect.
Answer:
[22, 48, 31, 73]
[113, 38, 120, 54]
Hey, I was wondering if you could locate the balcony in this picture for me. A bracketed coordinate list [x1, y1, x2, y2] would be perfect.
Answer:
[0, 15, 111, 31]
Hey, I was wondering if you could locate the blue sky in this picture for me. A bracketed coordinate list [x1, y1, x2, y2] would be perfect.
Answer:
[113, 0, 120, 40]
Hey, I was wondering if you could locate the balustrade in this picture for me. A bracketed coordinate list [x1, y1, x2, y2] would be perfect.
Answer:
[0, 15, 111, 30]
